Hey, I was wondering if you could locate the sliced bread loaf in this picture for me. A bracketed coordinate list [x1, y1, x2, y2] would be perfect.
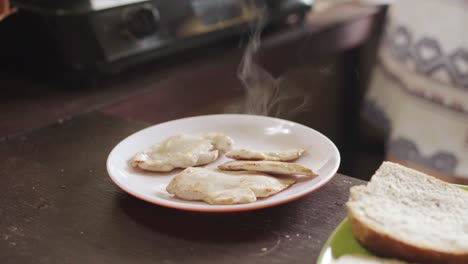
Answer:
[347, 162, 468, 264]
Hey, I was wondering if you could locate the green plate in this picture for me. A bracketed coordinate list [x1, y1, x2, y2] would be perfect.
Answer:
[316, 185, 468, 263]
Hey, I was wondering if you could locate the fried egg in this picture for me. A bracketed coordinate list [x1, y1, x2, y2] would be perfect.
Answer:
[218, 160, 318, 177]
[130, 133, 234, 172]
[166, 167, 295, 205]
[203, 132, 234, 153]
[225, 148, 305, 161]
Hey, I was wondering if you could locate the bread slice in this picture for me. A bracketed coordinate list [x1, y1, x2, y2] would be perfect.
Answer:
[346, 162, 468, 264]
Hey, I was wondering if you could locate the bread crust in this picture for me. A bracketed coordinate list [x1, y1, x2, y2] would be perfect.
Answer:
[347, 204, 468, 264]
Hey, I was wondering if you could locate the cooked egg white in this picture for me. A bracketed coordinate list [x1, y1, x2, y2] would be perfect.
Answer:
[166, 167, 295, 205]
[218, 160, 318, 177]
[130, 133, 234, 172]
[226, 148, 305, 161]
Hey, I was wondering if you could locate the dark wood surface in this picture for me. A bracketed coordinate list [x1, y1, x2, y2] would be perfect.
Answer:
[0, 113, 364, 264]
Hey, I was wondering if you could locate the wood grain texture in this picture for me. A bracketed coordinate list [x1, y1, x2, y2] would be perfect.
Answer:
[0, 113, 364, 264]
[101, 61, 243, 124]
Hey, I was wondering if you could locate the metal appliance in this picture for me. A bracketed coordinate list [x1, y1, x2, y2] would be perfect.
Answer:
[1, 0, 312, 76]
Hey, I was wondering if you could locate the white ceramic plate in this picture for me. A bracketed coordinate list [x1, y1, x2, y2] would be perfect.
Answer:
[106, 114, 340, 212]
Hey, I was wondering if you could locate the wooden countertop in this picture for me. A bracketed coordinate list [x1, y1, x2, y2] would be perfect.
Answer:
[0, 112, 365, 264]
[0, 5, 383, 262]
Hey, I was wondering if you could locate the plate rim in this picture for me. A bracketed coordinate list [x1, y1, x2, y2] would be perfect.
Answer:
[106, 114, 341, 213]
[316, 218, 349, 264]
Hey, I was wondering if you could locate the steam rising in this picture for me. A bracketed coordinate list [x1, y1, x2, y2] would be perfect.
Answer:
[232, 5, 310, 118]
